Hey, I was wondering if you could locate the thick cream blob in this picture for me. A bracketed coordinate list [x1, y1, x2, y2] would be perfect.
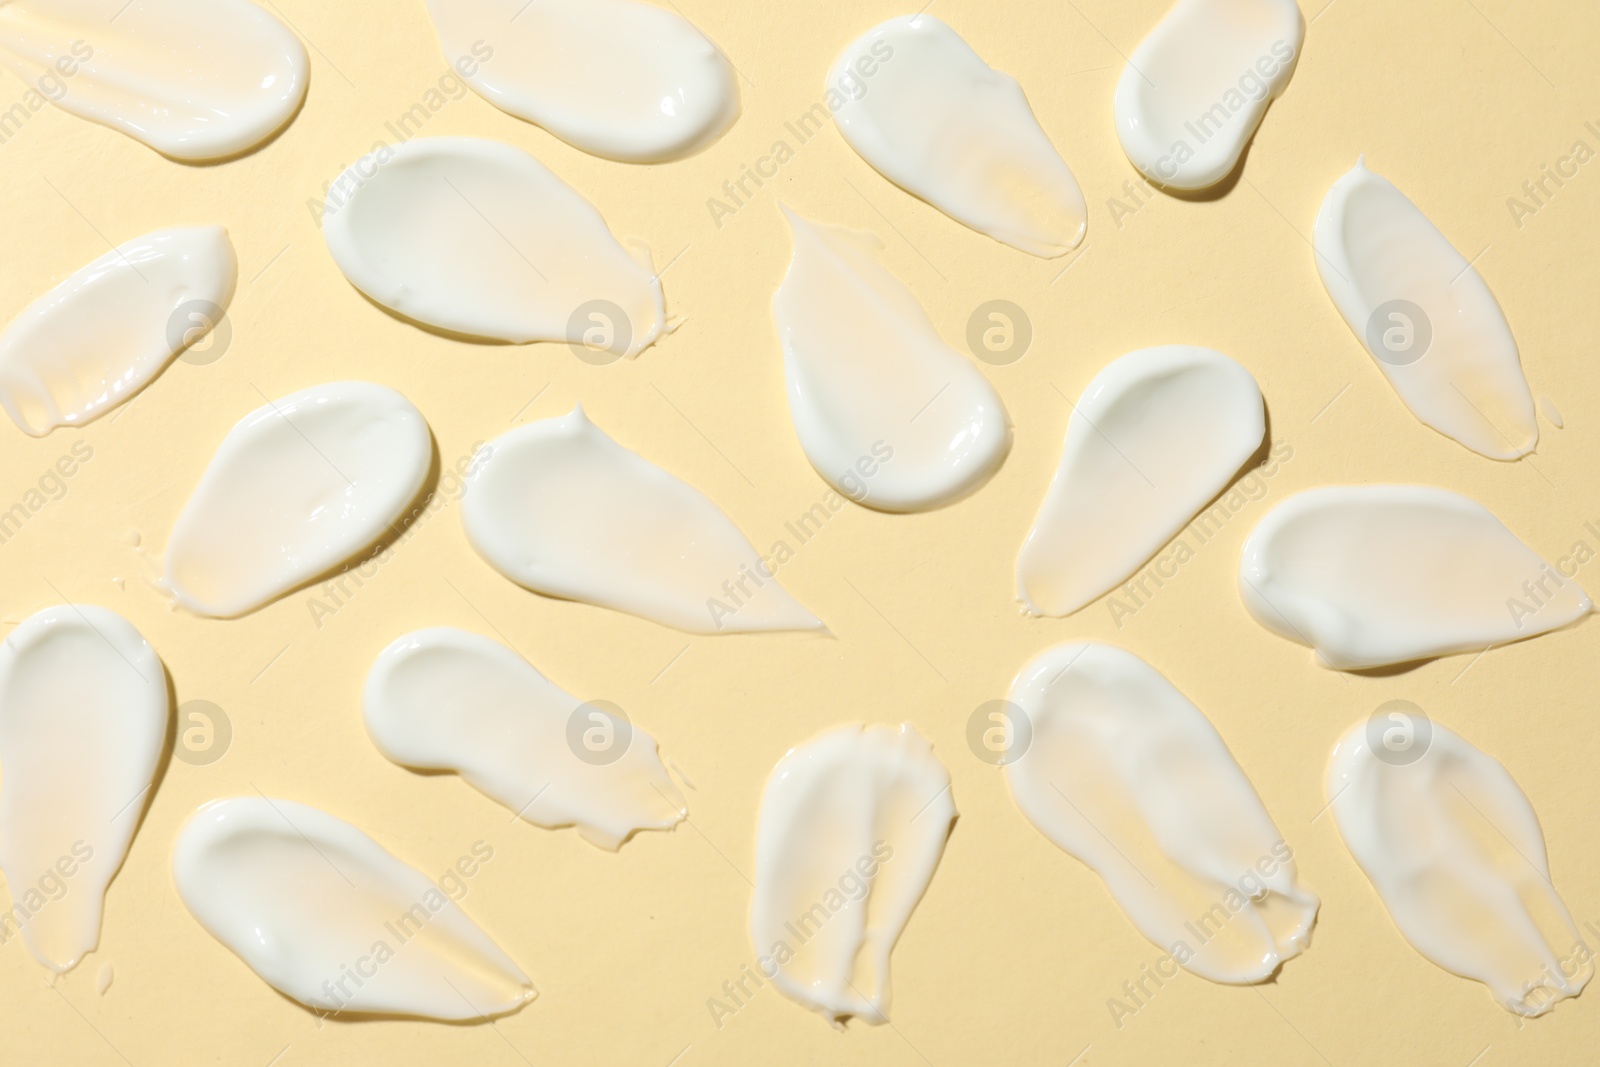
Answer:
[1017, 346, 1264, 616]
[0, 605, 168, 973]
[1239, 485, 1590, 670]
[771, 207, 1011, 512]
[829, 15, 1086, 257]
[163, 382, 433, 618]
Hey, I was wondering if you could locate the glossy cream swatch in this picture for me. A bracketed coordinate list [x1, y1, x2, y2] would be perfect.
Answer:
[0, 226, 236, 436]
[1017, 346, 1264, 616]
[163, 382, 432, 618]
[461, 406, 822, 634]
[0, 0, 307, 161]
[751, 723, 955, 1025]
[1239, 485, 1590, 670]
[829, 15, 1085, 257]
[0, 605, 168, 973]
[772, 207, 1010, 511]
[1314, 159, 1538, 459]
[174, 798, 534, 1020]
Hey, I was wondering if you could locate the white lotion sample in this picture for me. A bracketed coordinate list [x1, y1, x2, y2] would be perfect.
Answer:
[322, 137, 666, 354]
[1006, 642, 1316, 983]
[426, 0, 738, 162]
[829, 15, 1086, 258]
[163, 382, 431, 618]
[1327, 719, 1590, 1015]
[173, 797, 533, 1020]
[462, 406, 822, 634]
[0, 605, 167, 973]
[1113, 0, 1304, 190]
[751, 723, 955, 1025]
[772, 207, 1010, 512]
[0, 227, 236, 436]
[0, 0, 307, 161]
[364, 628, 685, 850]
[1314, 160, 1537, 460]
[1017, 346, 1264, 616]
[1239, 485, 1590, 670]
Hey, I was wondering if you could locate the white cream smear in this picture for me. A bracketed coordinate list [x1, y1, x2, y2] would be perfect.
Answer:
[1315, 159, 1538, 459]
[173, 797, 534, 1020]
[1005, 642, 1316, 983]
[0, 605, 167, 973]
[462, 406, 822, 634]
[1240, 485, 1590, 670]
[1327, 718, 1590, 1015]
[0, 226, 236, 437]
[1017, 346, 1264, 616]
[364, 628, 685, 851]
[772, 207, 1010, 511]
[322, 137, 667, 354]
[829, 16, 1086, 258]
[1113, 0, 1304, 191]
[163, 382, 432, 618]
[426, 0, 738, 163]
[750, 723, 955, 1025]
[0, 0, 307, 161]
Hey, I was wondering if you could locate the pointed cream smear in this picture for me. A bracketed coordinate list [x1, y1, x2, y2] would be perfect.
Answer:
[173, 797, 534, 1020]
[751, 723, 955, 1025]
[772, 207, 1010, 512]
[1314, 159, 1537, 459]
[0, 605, 168, 974]
[1327, 718, 1590, 1015]
[163, 382, 432, 618]
[1239, 485, 1590, 670]
[322, 137, 667, 354]
[0, 226, 236, 436]
[0, 0, 308, 161]
[829, 15, 1086, 257]
[461, 406, 822, 634]
[1017, 346, 1264, 616]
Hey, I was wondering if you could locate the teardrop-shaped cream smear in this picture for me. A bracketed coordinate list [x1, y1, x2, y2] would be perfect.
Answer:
[173, 797, 535, 1020]
[828, 15, 1086, 258]
[0, 0, 308, 161]
[1327, 717, 1591, 1015]
[0, 226, 236, 437]
[322, 137, 667, 354]
[364, 628, 685, 851]
[771, 207, 1011, 512]
[1017, 346, 1265, 616]
[1240, 485, 1590, 670]
[163, 382, 432, 618]
[1005, 642, 1317, 983]
[0, 605, 168, 974]
[1113, 0, 1304, 191]
[462, 405, 823, 635]
[425, 0, 738, 163]
[1314, 159, 1537, 460]
[751, 723, 955, 1026]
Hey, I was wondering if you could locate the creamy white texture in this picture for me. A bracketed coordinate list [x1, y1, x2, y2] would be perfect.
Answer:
[829, 15, 1086, 257]
[1017, 346, 1264, 616]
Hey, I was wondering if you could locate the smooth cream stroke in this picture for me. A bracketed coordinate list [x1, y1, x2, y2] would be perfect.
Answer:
[772, 207, 1010, 512]
[750, 723, 955, 1025]
[0, 605, 168, 974]
[1017, 346, 1264, 616]
[173, 797, 534, 1020]
[322, 137, 667, 354]
[1314, 159, 1538, 459]
[1239, 485, 1590, 670]
[163, 382, 432, 618]
[0, 0, 307, 161]
[829, 15, 1085, 257]
[1327, 718, 1590, 1015]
